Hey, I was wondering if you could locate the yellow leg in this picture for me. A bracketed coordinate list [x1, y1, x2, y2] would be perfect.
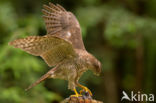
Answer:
[77, 84, 93, 96]
[70, 88, 82, 97]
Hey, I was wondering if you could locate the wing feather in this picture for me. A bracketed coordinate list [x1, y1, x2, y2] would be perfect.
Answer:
[42, 3, 86, 50]
[9, 35, 76, 67]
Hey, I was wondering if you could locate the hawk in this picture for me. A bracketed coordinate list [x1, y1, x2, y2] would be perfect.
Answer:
[9, 2, 101, 97]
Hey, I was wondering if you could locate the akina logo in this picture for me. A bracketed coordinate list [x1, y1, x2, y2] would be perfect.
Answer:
[121, 91, 155, 102]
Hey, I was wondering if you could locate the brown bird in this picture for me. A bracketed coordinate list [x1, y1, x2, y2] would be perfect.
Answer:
[9, 2, 101, 97]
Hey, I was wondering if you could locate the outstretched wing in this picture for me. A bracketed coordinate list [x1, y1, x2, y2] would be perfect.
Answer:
[42, 2, 86, 50]
[9, 35, 76, 67]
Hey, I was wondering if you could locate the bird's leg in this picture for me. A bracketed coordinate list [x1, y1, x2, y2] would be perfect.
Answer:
[77, 84, 93, 96]
[70, 88, 82, 97]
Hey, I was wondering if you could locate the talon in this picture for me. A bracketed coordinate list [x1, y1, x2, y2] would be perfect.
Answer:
[78, 84, 93, 96]
[70, 94, 82, 97]
[80, 87, 92, 96]
[70, 88, 82, 97]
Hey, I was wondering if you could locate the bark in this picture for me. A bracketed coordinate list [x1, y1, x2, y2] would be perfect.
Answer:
[135, 34, 144, 91]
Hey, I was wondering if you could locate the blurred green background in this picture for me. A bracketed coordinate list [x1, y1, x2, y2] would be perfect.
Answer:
[0, 0, 156, 103]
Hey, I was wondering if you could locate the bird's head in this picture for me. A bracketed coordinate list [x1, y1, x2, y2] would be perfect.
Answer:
[87, 54, 102, 76]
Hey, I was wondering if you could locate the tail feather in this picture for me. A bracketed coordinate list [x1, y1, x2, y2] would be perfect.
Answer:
[25, 62, 61, 91]
[25, 71, 53, 91]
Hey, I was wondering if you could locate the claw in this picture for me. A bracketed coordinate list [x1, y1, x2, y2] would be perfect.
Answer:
[80, 87, 92, 96]
[78, 84, 93, 96]
[70, 88, 82, 97]
[70, 94, 82, 97]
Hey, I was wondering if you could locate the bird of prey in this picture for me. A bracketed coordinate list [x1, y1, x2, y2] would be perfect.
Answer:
[9, 2, 101, 97]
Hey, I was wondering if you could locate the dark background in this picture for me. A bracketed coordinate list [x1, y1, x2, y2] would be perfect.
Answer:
[0, 0, 156, 103]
